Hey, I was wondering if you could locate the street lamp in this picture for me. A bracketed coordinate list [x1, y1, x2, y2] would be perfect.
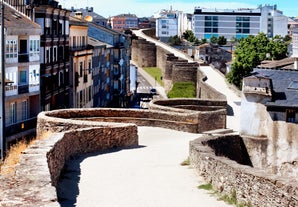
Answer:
[0, 0, 5, 159]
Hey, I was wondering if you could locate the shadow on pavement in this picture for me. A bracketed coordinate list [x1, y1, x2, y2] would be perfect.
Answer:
[56, 145, 146, 207]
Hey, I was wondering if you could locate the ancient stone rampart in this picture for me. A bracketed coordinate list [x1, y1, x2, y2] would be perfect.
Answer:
[190, 134, 298, 207]
[197, 69, 226, 100]
[131, 38, 156, 67]
[0, 101, 227, 206]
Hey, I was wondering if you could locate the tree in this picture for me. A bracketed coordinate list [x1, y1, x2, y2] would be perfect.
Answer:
[226, 33, 288, 88]
[168, 35, 182, 46]
[201, 38, 207, 44]
[217, 36, 227, 45]
[210, 36, 218, 44]
[183, 30, 194, 40]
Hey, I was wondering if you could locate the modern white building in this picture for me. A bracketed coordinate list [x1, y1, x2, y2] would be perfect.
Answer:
[193, 4, 288, 41]
[155, 9, 180, 42]
[260, 5, 288, 38]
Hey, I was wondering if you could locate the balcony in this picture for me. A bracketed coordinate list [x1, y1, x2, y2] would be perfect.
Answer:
[18, 53, 29, 63]
[5, 117, 37, 138]
[18, 84, 29, 94]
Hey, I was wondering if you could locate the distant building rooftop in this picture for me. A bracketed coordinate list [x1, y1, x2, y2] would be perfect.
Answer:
[250, 68, 298, 109]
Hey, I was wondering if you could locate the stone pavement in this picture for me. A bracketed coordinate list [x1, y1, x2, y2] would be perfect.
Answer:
[57, 127, 231, 207]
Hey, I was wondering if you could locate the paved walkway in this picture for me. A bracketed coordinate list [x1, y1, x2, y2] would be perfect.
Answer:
[132, 29, 241, 132]
[58, 127, 230, 207]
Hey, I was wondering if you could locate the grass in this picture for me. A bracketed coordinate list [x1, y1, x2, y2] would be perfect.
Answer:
[143, 67, 164, 86]
[180, 157, 190, 166]
[0, 139, 33, 176]
[167, 82, 196, 98]
[197, 183, 251, 207]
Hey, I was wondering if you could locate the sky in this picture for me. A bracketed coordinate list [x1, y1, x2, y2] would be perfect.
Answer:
[58, 0, 298, 18]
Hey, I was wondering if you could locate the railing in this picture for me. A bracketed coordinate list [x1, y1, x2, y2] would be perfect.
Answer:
[18, 84, 29, 94]
[5, 117, 37, 137]
[18, 53, 29, 62]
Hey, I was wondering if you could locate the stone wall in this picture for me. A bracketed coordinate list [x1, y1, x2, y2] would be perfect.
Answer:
[149, 99, 227, 132]
[131, 38, 156, 67]
[197, 69, 226, 100]
[0, 114, 138, 207]
[190, 134, 298, 207]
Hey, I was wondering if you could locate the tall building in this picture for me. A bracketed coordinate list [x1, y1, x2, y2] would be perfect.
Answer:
[110, 14, 138, 32]
[69, 16, 93, 108]
[1, 2, 42, 144]
[193, 7, 261, 40]
[193, 5, 288, 40]
[155, 9, 180, 42]
[88, 37, 113, 107]
[88, 22, 131, 107]
[32, 1, 71, 111]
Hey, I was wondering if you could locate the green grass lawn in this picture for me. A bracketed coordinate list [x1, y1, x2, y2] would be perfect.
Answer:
[167, 82, 196, 98]
[143, 67, 164, 86]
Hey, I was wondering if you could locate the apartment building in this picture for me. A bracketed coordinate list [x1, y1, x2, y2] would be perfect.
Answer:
[88, 22, 131, 107]
[4, 1, 71, 111]
[69, 16, 93, 108]
[110, 14, 138, 32]
[155, 9, 179, 42]
[88, 37, 113, 107]
[1, 2, 42, 143]
[193, 5, 287, 40]
[70, 7, 108, 28]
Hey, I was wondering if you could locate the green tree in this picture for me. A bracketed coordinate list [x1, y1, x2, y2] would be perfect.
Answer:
[201, 38, 207, 44]
[226, 33, 288, 88]
[210, 36, 218, 44]
[217, 36, 227, 45]
[168, 35, 182, 46]
[183, 30, 194, 40]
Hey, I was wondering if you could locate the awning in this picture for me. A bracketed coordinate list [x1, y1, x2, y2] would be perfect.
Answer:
[0, 77, 14, 84]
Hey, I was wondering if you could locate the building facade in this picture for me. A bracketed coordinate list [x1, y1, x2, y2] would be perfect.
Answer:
[69, 16, 93, 108]
[193, 5, 288, 41]
[193, 7, 261, 40]
[88, 37, 113, 107]
[70, 7, 108, 28]
[32, 1, 71, 111]
[1, 2, 41, 143]
[240, 68, 298, 176]
[110, 14, 138, 32]
[88, 22, 131, 107]
[155, 9, 180, 42]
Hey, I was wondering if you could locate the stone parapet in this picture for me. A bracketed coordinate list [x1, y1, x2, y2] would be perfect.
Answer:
[190, 134, 298, 207]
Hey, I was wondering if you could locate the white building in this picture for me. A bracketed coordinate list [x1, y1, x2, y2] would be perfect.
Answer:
[260, 5, 288, 38]
[193, 4, 288, 41]
[156, 9, 179, 41]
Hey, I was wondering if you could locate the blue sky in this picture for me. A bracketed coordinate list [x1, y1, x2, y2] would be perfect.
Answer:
[59, 0, 298, 18]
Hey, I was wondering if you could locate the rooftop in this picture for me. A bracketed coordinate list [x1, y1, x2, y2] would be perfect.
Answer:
[251, 68, 298, 109]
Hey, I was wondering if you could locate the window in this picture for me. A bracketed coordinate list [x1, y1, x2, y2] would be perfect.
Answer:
[29, 39, 40, 57]
[22, 100, 28, 120]
[10, 102, 17, 124]
[286, 109, 296, 123]
[79, 62, 83, 77]
[19, 71, 27, 84]
[6, 40, 18, 59]
[88, 61, 92, 74]
[53, 47, 58, 62]
[59, 71, 64, 86]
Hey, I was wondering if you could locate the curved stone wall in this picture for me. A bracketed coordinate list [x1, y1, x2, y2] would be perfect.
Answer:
[0, 101, 228, 206]
[190, 134, 298, 206]
[149, 99, 227, 132]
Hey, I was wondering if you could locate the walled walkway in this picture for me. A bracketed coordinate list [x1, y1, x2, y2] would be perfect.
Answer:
[132, 29, 241, 132]
[57, 126, 230, 207]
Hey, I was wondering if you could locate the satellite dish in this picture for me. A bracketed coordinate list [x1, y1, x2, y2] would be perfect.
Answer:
[84, 15, 93, 22]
